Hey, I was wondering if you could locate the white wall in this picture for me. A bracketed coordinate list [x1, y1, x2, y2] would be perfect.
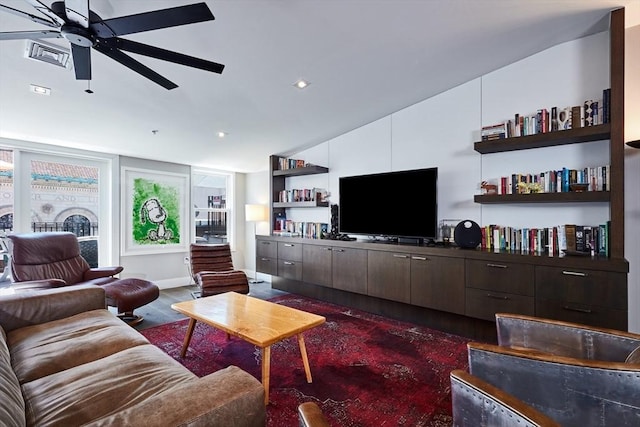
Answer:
[624, 24, 640, 333]
[244, 170, 269, 280]
[248, 28, 640, 331]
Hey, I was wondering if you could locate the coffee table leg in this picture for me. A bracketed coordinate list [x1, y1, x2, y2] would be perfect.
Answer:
[180, 318, 197, 358]
[262, 346, 271, 405]
[297, 334, 313, 383]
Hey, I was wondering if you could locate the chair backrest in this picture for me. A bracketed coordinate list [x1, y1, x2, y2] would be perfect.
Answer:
[467, 341, 640, 426]
[495, 313, 640, 362]
[189, 243, 235, 281]
[8, 232, 90, 285]
[450, 369, 560, 427]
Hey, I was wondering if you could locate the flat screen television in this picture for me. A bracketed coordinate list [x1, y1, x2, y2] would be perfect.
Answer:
[338, 167, 438, 242]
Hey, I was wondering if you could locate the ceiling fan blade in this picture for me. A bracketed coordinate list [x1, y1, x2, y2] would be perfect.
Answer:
[93, 41, 178, 89]
[0, 30, 62, 40]
[64, 0, 89, 28]
[0, 3, 59, 27]
[92, 2, 214, 38]
[115, 38, 225, 74]
[71, 44, 91, 79]
[23, 0, 66, 26]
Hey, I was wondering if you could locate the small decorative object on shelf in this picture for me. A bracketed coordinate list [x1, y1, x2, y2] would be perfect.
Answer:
[517, 182, 542, 194]
[439, 219, 461, 245]
[570, 183, 589, 192]
[480, 181, 498, 194]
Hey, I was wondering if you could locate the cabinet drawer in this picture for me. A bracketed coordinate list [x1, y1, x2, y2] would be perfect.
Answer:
[302, 245, 332, 287]
[535, 266, 627, 310]
[278, 242, 303, 262]
[257, 239, 278, 258]
[278, 259, 302, 280]
[466, 287, 534, 322]
[536, 300, 627, 331]
[256, 256, 277, 275]
[466, 259, 534, 295]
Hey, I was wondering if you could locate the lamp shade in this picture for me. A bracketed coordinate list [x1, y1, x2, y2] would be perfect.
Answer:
[245, 204, 268, 222]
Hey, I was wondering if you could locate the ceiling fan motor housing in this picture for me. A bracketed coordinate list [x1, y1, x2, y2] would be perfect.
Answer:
[61, 25, 94, 47]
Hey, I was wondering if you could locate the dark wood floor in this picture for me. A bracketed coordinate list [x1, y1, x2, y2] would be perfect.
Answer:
[130, 281, 288, 331]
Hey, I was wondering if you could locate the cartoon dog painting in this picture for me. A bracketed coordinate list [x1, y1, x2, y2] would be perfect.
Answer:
[140, 198, 173, 241]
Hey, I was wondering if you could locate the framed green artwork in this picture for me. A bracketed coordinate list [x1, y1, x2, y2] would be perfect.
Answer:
[121, 167, 188, 255]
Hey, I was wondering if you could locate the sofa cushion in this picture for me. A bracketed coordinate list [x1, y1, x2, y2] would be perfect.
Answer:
[8, 309, 149, 383]
[22, 344, 197, 427]
[0, 326, 26, 427]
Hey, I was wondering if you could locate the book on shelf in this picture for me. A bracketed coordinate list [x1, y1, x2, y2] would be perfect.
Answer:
[486, 163, 610, 196]
[276, 156, 307, 170]
[480, 87, 611, 140]
[478, 222, 609, 257]
[602, 88, 611, 124]
[272, 220, 329, 239]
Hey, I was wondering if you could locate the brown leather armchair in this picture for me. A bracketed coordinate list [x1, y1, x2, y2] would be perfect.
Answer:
[461, 314, 640, 426]
[9, 232, 123, 289]
[189, 243, 249, 297]
[8, 232, 159, 325]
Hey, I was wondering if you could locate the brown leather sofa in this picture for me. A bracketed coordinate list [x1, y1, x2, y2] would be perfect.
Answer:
[0, 285, 266, 426]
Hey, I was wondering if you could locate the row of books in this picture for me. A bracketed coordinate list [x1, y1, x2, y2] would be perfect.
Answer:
[485, 165, 610, 195]
[275, 156, 307, 170]
[273, 220, 328, 239]
[480, 88, 611, 141]
[277, 188, 328, 203]
[480, 223, 610, 257]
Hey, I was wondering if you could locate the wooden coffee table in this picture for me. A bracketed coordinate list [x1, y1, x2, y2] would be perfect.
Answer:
[171, 292, 326, 404]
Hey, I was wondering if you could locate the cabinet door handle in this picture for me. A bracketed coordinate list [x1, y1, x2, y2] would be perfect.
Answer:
[486, 263, 508, 269]
[260, 258, 271, 261]
[323, 247, 333, 251]
[393, 254, 409, 258]
[283, 261, 295, 265]
[563, 305, 592, 314]
[334, 249, 345, 252]
[562, 270, 587, 277]
[260, 241, 271, 245]
[284, 244, 295, 247]
[485, 293, 509, 300]
[412, 256, 427, 261]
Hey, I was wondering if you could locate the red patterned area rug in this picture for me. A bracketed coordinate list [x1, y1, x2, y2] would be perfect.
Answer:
[141, 294, 470, 426]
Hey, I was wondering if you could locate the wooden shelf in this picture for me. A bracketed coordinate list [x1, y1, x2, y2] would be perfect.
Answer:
[474, 123, 610, 154]
[474, 191, 610, 204]
[273, 165, 329, 177]
[273, 201, 329, 208]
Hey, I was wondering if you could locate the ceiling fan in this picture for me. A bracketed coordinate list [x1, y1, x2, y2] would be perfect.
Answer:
[0, 0, 225, 89]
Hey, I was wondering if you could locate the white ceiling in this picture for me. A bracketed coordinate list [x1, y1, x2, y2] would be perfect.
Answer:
[0, 0, 638, 173]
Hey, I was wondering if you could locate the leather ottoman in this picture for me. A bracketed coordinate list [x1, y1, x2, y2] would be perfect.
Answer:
[102, 278, 160, 325]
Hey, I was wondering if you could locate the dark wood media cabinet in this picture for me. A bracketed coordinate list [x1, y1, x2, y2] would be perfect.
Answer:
[257, 235, 628, 342]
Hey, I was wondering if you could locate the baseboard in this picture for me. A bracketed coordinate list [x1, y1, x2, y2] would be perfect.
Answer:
[147, 276, 192, 290]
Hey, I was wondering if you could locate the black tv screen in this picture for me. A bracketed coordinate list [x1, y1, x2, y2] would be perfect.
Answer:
[339, 167, 438, 240]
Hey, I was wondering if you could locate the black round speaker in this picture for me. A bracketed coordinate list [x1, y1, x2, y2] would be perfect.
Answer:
[454, 220, 482, 249]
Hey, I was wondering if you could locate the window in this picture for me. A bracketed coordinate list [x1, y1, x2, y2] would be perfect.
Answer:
[191, 169, 234, 247]
[1, 146, 113, 266]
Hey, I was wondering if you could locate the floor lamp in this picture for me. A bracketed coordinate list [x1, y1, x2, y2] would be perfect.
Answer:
[246, 204, 268, 284]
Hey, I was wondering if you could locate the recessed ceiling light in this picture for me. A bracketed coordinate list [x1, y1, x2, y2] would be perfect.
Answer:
[293, 79, 310, 89]
[29, 84, 51, 95]
[217, 131, 227, 138]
